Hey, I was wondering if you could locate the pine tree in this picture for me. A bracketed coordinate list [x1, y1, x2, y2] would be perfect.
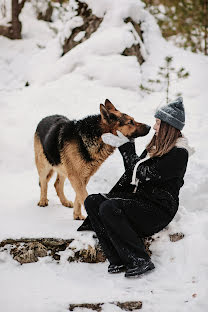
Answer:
[143, 0, 208, 55]
[140, 56, 189, 103]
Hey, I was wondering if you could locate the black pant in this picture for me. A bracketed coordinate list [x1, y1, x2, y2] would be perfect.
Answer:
[84, 194, 160, 266]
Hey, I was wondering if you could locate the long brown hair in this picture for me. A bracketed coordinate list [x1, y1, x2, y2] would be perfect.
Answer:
[146, 120, 182, 157]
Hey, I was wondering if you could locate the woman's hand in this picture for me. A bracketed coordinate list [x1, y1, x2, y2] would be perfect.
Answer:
[101, 131, 129, 147]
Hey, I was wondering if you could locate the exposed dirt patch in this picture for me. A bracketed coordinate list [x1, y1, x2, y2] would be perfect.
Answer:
[0, 238, 105, 264]
[169, 232, 185, 242]
[68, 243, 106, 263]
[0, 235, 159, 264]
[69, 300, 142, 311]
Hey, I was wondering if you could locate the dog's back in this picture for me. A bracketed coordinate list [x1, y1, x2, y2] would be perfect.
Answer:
[36, 115, 74, 166]
[35, 114, 104, 166]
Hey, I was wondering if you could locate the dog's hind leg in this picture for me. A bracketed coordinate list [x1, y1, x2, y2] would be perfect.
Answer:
[54, 174, 73, 208]
[38, 168, 53, 207]
[34, 133, 53, 207]
[46, 169, 54, 183]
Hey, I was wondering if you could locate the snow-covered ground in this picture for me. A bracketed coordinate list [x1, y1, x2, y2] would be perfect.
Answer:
[0, 0, 208, 311]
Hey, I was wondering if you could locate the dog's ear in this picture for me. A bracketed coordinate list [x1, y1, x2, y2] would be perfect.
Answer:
[104, 99, 117, 111]
[100, 104, 110, 124]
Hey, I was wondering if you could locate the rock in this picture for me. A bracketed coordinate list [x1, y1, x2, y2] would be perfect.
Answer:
[0, 237, 152, 264]
[0, 238, 73, 264]
[68, 244, 106, 263]
[116, 301, 142, 311]
[53, 253, 61, 261]
[10, 242, 47, 264]
[69, 303, 102, 311]
[169, 232, 185, 242]
[143, 236, 154, 257]
[33, 242, 48, 257]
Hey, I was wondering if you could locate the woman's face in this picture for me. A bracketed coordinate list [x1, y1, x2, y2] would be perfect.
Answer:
[153, 118, 161, 136]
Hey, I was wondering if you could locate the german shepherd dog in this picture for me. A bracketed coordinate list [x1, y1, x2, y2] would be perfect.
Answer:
[34, 99, 150, 220]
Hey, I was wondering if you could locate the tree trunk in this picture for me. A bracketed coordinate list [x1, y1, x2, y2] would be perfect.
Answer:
[204, 0, 208, 55]
[0, 24, 13, 39]
[62, 1, 145, 65]
[62, 1, 103, 56]
[0, 0, 26, 39]
[37, 2, 53, 22]
[11, 0, 22, 39]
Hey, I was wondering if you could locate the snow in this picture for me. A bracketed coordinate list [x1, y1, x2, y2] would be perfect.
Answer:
[74, 30, 86, 42]
[0, 0, 208, 311]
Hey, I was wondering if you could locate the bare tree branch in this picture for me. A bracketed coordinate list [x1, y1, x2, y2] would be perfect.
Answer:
[18, 0, 27, 13]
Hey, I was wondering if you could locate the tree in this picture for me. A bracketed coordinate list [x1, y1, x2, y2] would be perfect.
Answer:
[142, 0, 208, 55]
[0, 0, 27, 39]
[140, 56, 189, 103]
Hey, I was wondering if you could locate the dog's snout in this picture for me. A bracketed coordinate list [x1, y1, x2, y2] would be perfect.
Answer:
[145, 125, 151, 131]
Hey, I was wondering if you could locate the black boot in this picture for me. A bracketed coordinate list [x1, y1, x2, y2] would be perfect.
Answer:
[125, 259, 155, 278]
[77, 216, 94, 231]
[108, 264, 126, 274]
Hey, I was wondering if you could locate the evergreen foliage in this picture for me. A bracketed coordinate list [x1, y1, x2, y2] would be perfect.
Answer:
[140, 56, 190, 103]
[142, 0, 208, 55]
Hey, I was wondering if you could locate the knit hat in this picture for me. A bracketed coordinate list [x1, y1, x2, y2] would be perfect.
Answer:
[154, 97, 185, 130]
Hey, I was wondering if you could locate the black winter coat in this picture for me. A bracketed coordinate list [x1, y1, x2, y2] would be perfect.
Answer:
[79, 136, 193, 236]
[106, 139, 189, 221]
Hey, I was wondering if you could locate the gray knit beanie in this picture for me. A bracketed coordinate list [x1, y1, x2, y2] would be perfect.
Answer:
[154, 97, 185, 130]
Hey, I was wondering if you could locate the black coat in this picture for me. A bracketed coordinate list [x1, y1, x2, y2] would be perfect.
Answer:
[78, 138, 190, 235]
[106, 140, 189, 220]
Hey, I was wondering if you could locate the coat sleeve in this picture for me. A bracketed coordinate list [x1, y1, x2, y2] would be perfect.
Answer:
[135, 147, 189, 183]
[119, 142, 188, 183]
[118, 141, 141, 171]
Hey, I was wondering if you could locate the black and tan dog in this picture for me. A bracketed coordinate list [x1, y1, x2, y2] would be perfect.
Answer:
[34, 99, 150, 220]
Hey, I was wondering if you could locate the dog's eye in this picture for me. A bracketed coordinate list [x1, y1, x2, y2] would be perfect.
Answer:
[128, 120, 134, 125]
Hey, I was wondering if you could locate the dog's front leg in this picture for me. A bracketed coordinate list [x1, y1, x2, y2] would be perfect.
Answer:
[73, 189, 88, 220]
[69, 177, 88, 220]
[73, 194, 86, 220]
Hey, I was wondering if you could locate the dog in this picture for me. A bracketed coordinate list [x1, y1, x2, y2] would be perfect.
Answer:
[34, 99, 150, 220]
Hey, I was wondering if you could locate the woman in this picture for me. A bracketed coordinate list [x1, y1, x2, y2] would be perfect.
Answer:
[77, 97, 194, 278]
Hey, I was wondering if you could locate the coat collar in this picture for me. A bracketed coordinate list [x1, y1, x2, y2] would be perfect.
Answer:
[145, 135, 195, 158]
[131, 135, 195, 186]
[175, 135, 195, 157]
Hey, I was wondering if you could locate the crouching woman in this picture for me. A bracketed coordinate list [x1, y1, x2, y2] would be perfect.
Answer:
[77, 97, 194, 278]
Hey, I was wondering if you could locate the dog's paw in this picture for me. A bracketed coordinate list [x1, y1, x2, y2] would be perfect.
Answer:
[73, 214, 86, 220]
[62, 200, 73, 208]
[38, 199, 49, 207]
